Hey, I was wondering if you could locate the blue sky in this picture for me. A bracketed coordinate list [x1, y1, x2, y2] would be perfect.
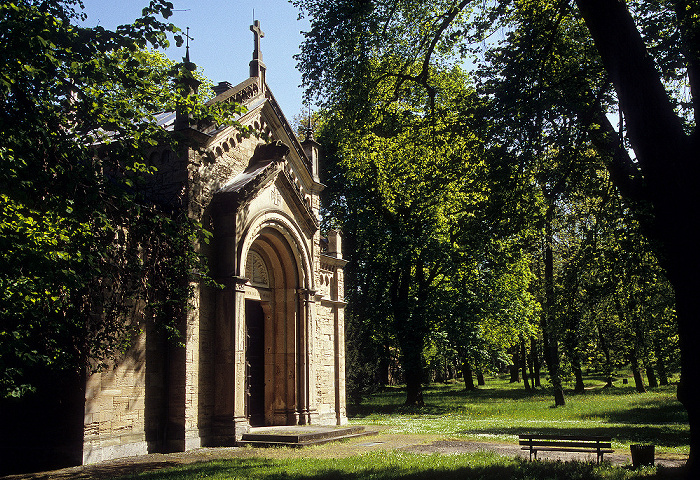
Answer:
[80, 0, 310, 118]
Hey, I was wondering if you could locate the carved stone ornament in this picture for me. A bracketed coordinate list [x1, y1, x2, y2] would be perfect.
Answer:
[245, 250, 269, 287]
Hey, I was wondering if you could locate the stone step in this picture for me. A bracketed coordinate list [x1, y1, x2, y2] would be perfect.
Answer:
[238, 425, 377, 447]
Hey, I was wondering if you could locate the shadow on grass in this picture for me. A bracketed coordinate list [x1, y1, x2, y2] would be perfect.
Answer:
[599, 398, 688, 424]
[349, 384, 670, 417]
[348, 382, 688, 449]
[118, 456, 685, 480]
[349, 384, 551, 417]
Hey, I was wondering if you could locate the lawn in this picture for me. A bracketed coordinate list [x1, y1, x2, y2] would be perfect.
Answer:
[349, 375, 689, 456]
[117, 375, 688, 479]
[123, 451, 668, 480]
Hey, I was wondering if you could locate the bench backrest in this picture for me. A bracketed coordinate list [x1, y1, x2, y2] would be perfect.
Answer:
[519, 434, 612, 449]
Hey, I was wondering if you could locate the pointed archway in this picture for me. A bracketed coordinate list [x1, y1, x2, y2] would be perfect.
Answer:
[241, 219, 311, 427]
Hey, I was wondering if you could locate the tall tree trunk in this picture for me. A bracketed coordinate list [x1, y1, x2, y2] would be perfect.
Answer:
[646, 366, 658, 389]
[597, 322, 614, 388]
[544, 204, 565, 406]
[630, 354, 647, 393]
[531, 337, 541, 387]
[379, 341, 390, 386]
[521, 335, 531, 391]
[575, 0, 700, 471]
[656, 342, 669, 386]
[402, 336, 424, 405]
[572, 357, 585, 394]
[391, 263, 424, 406]
[510, 349, 521, 383]
[675, 277, 700, 476]
[463, 360, 475, 390]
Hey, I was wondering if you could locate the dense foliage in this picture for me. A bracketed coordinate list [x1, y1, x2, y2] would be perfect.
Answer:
[0, 0, 243, 399]
[296, 0, 687, 435]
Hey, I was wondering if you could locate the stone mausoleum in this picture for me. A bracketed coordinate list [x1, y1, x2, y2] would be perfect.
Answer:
[80, 22, 348, 463]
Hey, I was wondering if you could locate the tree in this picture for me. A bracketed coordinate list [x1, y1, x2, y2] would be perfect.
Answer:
[317, 62, 489, 405]
[298, 0, 698, 466]
[570, 2, 700, 471]
[0, 0, 243, 399]
[1, 2, 251, 471]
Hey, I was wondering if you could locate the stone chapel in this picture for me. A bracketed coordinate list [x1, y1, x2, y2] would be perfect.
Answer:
[79, 21, 348, 463]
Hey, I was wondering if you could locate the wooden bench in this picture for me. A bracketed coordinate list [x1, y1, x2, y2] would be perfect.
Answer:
[519, 434, 613, 463]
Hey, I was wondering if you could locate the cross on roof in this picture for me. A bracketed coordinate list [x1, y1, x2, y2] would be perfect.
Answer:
[184, 26, 194, 62]
[251, 20, 264, 60]
[184, 27, 194, 48]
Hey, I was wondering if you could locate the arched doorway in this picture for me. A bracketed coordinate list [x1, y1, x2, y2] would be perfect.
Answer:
[241, 220, 311, 427]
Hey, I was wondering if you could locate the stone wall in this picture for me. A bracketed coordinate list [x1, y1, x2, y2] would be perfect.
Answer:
[83, 330, 148, 463]
[314, 303, 337, 421]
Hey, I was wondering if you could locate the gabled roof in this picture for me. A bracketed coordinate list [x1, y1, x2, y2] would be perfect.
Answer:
[205, 77, 313, 174]
[217, 141, 288, 199]
[214, 141, 320, 231]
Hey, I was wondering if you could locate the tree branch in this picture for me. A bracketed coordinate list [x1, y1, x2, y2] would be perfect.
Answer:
[574, 0, 690, 198]
[587, 101, 648, 202]
[674, 0, 700, 129]
[390, 0, 471, 111]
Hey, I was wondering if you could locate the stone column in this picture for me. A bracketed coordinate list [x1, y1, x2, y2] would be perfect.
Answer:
[296, 289, 309, 424]
[307, 291, 320, 424]
[211, 195, 250, 443]
[287, 286, 300, 425]
[184, 282, 201, 450]
[334, 300, 348, 425]
[232, 276, 249, 437]
[211, 276, 249, 444]
[297, 289, 317, 424]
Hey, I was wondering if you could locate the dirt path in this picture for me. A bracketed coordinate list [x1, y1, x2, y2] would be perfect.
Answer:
[2, 429, 688, 480]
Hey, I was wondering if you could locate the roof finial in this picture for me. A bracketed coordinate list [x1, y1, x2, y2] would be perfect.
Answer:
[249, 20, 267, 81]
[251, 20, 264, 62]
[176, 26, 200, 102]
[305, 104, 315, 141]
[184, 26, 194, 63]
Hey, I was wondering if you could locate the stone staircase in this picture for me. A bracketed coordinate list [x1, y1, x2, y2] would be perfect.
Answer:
[238, 425, 377, 447]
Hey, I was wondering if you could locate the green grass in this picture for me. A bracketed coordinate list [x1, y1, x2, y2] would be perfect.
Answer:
[348, 376, 689, 455]
[114, 374, 687, 479]
[123, 451, 670, 480]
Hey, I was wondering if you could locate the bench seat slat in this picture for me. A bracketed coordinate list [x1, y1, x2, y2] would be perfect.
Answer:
[518, 434, 614, 464]
[518, 434, 610, 441]
[520, 447, 614, 454]
[519, 440, 612, 449]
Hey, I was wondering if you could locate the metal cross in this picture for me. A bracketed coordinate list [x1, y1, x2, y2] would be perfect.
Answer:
[184, 27, 194, 49]
[250, 20, 264, 60]
[184, 27, 194, 62]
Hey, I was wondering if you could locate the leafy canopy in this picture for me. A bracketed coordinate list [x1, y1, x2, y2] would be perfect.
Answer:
[0, 0, 243, 398]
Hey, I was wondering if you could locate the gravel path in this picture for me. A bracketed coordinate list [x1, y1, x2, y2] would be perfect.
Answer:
[1, 430, 688, 480]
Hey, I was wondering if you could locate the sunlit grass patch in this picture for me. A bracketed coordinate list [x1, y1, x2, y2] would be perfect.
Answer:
[122, 451, 665, 480]
[348, 376, 689, 454]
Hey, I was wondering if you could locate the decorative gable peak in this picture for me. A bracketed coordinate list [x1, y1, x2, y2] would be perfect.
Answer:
[249, 20, 266, 91]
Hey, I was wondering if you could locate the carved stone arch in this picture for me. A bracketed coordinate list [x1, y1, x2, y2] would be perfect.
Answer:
[238, 210, 313, 291]
[236, 209, 314, 427]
